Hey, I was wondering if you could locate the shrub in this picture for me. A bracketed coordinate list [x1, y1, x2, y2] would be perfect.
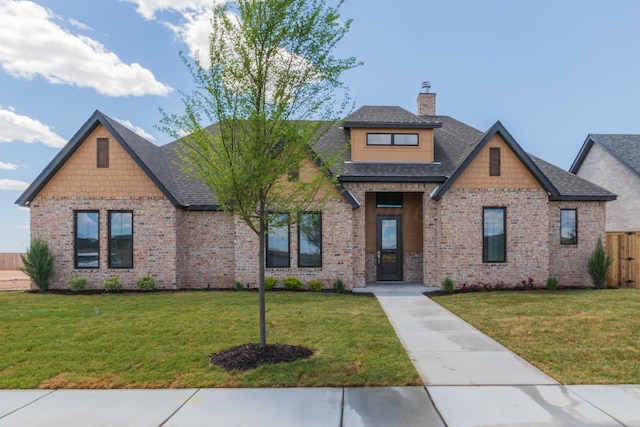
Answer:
[67, 272, 88, 292]
[103, 276, 122, 292]
[308, 279, 323, 292]
[588, 237, 613, 289]
[265, 277, 278, 291]
[333, 277, 345, 294]
[20, 238, 55, 292]
[442, 277, 454, 293]
[234, 281, 245, 291]
[546, 276, 559, 290]
[137, 275, 156, 291]
[283, 276, 302, 291]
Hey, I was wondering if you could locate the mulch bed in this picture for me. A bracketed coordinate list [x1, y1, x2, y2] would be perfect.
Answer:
[210, 343, 314, 371]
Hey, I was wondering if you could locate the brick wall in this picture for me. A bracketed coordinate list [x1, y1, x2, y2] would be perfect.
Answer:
[438, 188, 550, 287]
[30, 196, 178, 289]
[549, 201, 606, 286]
[176, 210, 236, 288]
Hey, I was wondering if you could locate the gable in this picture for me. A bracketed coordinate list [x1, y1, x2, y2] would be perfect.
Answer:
[451, 134, 542, 190]
[39, 124, 164, 199]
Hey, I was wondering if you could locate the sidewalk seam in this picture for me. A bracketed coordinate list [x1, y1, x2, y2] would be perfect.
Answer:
[158, 388, 200, 427]
[0, 389, 57, 420]
[423, 386, 448, 427]
[568, 387, 628, 427]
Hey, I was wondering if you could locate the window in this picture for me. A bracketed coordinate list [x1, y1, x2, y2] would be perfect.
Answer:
[299, 213, 322, 267]
[560, 209, 577, 245]
[75, 211, 100, 268]
[489, 147, 501, 176]
[366, 133, 419, 146]
[109, 211, 133, 268]
[97, 138, 109, 168]
[267, 214, 290, 268]
[483, 207, 506, 263]
[376, 193, 403, 208]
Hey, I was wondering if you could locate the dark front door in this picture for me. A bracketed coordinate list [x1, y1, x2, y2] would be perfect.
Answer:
[376, 215, 403, 281]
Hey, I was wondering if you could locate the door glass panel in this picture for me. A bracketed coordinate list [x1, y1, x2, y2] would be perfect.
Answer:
[381, 219, 397, 263]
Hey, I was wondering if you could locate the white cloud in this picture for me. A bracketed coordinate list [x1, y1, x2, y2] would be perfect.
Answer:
[0, 0, 173, 97]
[114, 117, 156, 142]
[68, 18, 92, 31]
[0, 178, 29, 191]
[122, 0, 216, 20]
[0, 107, 67, 147]
[16, 206, 29, 212]
[0, 161, 19, 170]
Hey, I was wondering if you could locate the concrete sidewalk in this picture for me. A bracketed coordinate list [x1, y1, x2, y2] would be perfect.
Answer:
[2, 285, 640, 426]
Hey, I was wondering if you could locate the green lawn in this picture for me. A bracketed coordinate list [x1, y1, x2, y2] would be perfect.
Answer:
[433, 289, 640, 384]
[0, 291, 420, 389]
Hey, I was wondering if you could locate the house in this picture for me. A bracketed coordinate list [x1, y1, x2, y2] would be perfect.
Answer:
[16, 90, 615, 290]
[570, 134, 640, 287]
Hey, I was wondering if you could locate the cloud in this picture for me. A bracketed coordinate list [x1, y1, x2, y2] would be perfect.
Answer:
[122, 0, 216, 20]
[0, 178, 29, 191]
[0, 0, 173, 97]
[114, 117, 157, 142]
[0, 161, 19, 170]
[0, 107, 67, 147]
[68, 18, 92, 31]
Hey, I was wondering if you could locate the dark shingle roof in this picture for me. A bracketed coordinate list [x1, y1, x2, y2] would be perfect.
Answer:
[344, 106, 442, 129]
[570, 134, 640, 181]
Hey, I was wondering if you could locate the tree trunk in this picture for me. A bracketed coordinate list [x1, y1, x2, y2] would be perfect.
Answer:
[258, 216, 267, 348]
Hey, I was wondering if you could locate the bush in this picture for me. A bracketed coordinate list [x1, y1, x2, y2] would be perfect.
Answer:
[588, 237, 613, 289]
[264, 277, 278, 291]
[442, 277, 454, 293]
[333, 277, 345, 294]
[308, 279, 323, 292]
[546, 275, 559, 290]
[234, 281, 245, 291]
[20, 238, 55, 292]
[67, 272, 88, 292]
[103, 276, 122, 292]
[283, 276, 302, 291]
[137, 275, 156, 291]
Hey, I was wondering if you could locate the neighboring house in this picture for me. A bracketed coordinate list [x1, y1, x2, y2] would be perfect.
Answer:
[17, 91, 615, 290]
[570, 134, 640, 287]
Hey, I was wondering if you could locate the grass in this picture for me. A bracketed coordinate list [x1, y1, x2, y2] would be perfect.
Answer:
[0, 291, 420, 389]
[433, 289, 640, 384]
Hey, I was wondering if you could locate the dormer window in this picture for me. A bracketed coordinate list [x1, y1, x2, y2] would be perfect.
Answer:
[367, 133, 419, 146]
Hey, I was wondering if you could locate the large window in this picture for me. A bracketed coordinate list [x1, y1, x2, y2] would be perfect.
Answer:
[366, 133, 419, 146]
[560, 209, 577, 245]
[75, 211, 100, 268]
[267, 214, 290, 268]
[109, 211, 133, 268]
[483, 207, 506, 263]
[299, 213, 322, 268]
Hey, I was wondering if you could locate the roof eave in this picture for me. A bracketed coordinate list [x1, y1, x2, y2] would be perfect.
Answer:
[338, 175, 447, 183]
[550, 195, 617, 202]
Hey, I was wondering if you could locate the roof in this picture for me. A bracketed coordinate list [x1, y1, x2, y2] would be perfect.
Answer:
[17, 107, 616, 209]
[570, 134, 640, 182]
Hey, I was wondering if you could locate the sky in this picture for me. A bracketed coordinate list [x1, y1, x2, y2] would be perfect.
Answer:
[2, 0, 640, 252]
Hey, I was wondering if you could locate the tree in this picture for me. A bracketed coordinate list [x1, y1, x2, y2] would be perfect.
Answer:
[588, 237, 613, 289]
[21, 238, 55, 292]
[161, 0, 359, 347]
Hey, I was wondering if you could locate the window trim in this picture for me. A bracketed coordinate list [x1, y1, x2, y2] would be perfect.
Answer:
[482, 207, 507, 263]
[298, 212, 322, 268]
[560, 208, 578, 245]
[489, 147, 501, 176]
[74, 210, 100, 269]
[266, 213, 291, 268]
[108, 210, 134, 269]
[366, 133, 419, 146]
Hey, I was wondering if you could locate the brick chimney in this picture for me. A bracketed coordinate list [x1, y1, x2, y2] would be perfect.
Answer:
[417, 81, 436, 116]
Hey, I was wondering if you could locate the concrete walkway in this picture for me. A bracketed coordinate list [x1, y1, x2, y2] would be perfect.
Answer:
[1, 285, 640, 426]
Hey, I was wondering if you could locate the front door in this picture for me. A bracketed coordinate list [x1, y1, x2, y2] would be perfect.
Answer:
[376, 215, 403, 281]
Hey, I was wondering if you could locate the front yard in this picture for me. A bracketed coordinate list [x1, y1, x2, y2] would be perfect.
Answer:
[433, 289, 640, 384]
[0, 291, 420, 389]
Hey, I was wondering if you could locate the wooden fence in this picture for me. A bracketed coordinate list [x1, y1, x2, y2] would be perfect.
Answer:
[0, 253, 24, 270]
[606, 232, 640, 288]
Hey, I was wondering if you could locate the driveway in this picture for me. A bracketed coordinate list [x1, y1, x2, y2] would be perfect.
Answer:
[0, 270, 30, 291]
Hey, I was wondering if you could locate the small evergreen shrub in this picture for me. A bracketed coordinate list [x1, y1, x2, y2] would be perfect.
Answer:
[333, 277, 345, 294]
[137, 275, 156, 291]
[265, 277, 278, 291]
[588, 237, 613, 289]
[283, 276, 302, 291]
[67, 272, 88, 292]
[20, 238, 55, 292]
[546, 275, 559, 290]
[234, 281, 245, 291]
[308, 279, 323, 292]
[103, 276, 122, 292]
[442, 277, 454, 293]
